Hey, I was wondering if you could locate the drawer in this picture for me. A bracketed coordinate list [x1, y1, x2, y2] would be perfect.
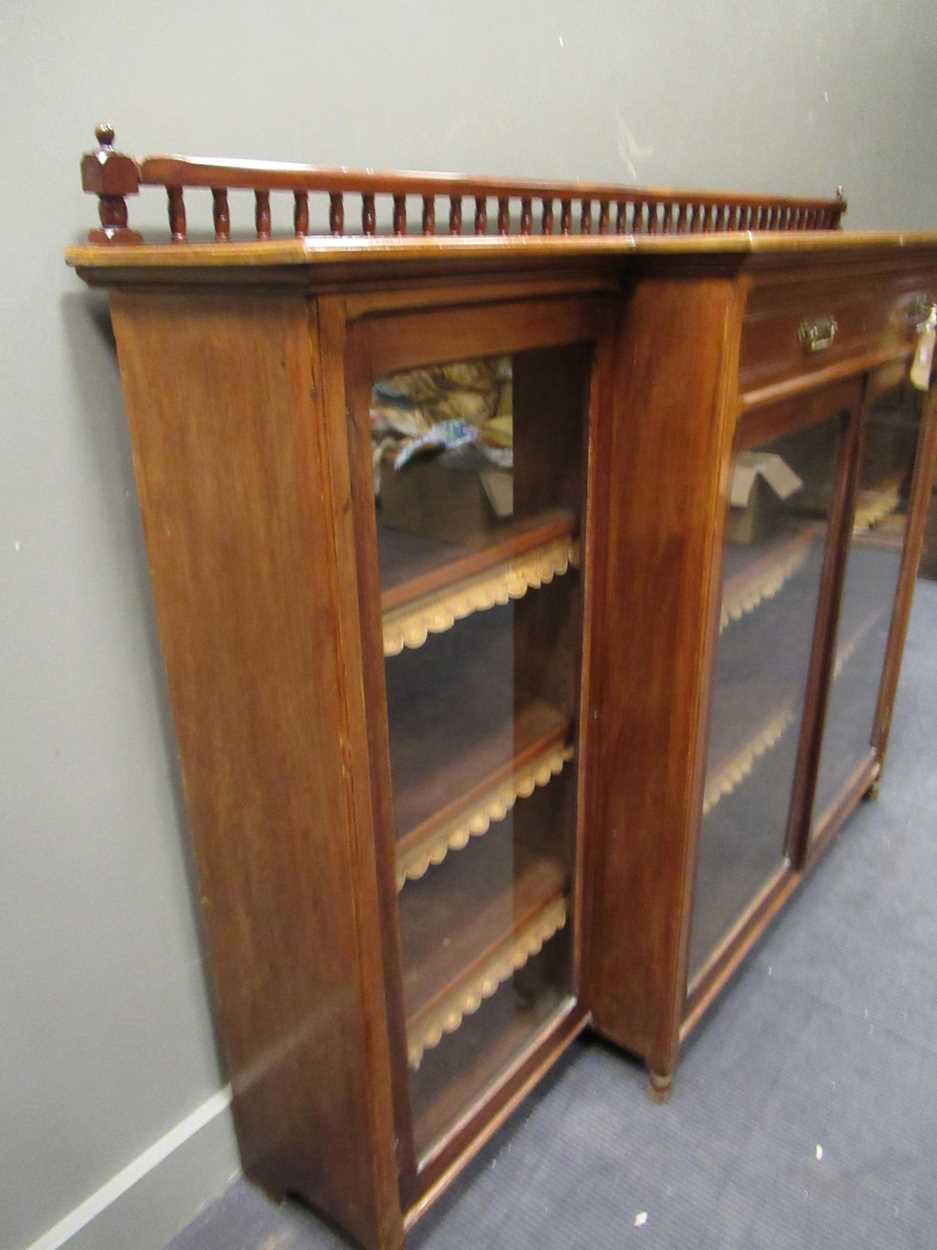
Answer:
[739, 276, 935, 399]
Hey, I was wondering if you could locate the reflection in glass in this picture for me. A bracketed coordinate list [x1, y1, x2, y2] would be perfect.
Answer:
[372, 347, 590, 1164]
[689, 416, 842, 983]
[811, 382, 922, 829]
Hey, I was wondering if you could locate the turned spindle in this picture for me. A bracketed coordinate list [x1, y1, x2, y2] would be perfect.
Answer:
[473, 196, 486, 235]
[81, 124, 143, 244]
[255, 190, 272, 240]
[615, 202, 627, 233]
[580, 200, 592, 234]
[542, 198, 554, 235]
[167, 187, 186, 242]
[330, 192, 345, 236]
[520, 197, 533, 235]
[361, 193, 375, 236]
[497, 197, 509, 235]
[293, 192, 309, 237]
[393, 195, 407, 236]
[212, 189, 230, 241]
[449, 196, 462, 235]
[560, 199, 572, 234]
[647, 202, 658, 234]
[675, 203, 687, 233]
[598, 200, 610, 234]
[422, 196, 436, 235]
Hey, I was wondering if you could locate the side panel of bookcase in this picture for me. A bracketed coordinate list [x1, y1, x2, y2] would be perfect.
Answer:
[109, 290, 403, 1250]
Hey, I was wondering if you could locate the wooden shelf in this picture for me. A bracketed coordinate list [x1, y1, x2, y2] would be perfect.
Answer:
[385, 602, 573, 843]
[704, 698, 797, 816]
[380, 510, 578, 656]
[396, 712, 573, 888]
[410, 982, 574, 1163]
[707, 533, 824, 811]
[717, 473, 903, 639]
[720, 524, 823, 634]
[391, 683, 571, 850]
[400, 828, 569, 1070]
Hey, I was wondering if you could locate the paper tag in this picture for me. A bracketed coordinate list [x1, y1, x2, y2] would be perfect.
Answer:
[911, 324, 936, 391]
[730, 452, 803, 507]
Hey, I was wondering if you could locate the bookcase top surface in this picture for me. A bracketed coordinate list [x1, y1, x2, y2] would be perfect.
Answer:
[66, 230, 937, 280]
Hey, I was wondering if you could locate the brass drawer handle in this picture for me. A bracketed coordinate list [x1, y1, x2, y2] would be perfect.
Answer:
[799, 316, 838, 353]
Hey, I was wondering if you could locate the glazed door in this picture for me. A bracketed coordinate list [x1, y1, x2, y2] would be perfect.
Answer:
[687, 384, 861, 989]
[808, 363, 932, 843]
[345, 297, 606, 1209]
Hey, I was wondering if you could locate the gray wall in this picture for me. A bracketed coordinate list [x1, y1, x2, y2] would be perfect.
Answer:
[3, 3, 936, 1248]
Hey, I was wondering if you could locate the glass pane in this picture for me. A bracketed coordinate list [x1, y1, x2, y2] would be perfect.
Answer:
[811, 381, 922, 828]
[689, 414, 843, 983]
[372, 345, 589, 1165]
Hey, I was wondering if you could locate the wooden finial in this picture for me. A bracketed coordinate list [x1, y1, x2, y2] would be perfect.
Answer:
[81, 123, 143, 244]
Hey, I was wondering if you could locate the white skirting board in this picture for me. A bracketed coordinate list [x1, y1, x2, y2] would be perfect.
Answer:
[24, 1088, 240, 1250]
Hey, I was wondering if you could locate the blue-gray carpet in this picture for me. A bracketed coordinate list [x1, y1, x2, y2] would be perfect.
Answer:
[168, 579, 937, 1250]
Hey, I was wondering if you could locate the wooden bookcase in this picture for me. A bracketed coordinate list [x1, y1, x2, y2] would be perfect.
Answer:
[67, 128, 937, 1250]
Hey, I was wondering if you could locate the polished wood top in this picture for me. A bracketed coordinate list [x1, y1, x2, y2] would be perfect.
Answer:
[65, 230, 937, 280]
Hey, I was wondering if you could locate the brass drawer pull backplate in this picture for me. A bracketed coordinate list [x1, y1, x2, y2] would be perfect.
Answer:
[799, 315, 838, 353]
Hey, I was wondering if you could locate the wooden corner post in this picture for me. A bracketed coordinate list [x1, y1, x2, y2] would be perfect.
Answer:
[80, 123, 143, 244]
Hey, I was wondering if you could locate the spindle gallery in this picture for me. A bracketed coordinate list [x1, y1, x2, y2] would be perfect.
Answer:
[78, 124, 846, 245]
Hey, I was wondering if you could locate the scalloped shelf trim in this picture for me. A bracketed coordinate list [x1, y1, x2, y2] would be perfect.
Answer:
[703, 705, 796, 816]
[852, 477, 902, 536]
[406, 895, 568, 1070]
[396, 744, 575, 890]
[704, 610, 877, 817]
[720, 542, 812, 634]
[832, 609, 878, 681]
[383, 536, 579, 657]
